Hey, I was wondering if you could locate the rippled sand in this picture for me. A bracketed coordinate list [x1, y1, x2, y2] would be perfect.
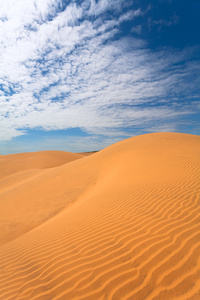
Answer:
[0, 133, 200, 299]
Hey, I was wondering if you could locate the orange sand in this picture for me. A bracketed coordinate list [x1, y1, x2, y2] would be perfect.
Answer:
[0, 150, 84, 180]
[0, 132, 200, 299]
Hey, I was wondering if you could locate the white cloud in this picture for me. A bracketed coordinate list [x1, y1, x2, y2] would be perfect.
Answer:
[0, 127, 26, 142]
[87, 0, 123, 16]
[0, 0, 199, 143]
[119, 9, 143, 23]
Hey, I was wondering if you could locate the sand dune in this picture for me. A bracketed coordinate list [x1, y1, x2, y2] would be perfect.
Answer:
[0, 151, 84, 245]
[0, 150, 84, 180]
[0, 132, 200, 299]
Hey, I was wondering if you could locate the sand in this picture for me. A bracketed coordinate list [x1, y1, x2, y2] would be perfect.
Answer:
[0, 132, 200, 299]
[0, 150, 84, 180]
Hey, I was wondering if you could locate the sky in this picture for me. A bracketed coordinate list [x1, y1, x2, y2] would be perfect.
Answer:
[0, 0, 200, 154]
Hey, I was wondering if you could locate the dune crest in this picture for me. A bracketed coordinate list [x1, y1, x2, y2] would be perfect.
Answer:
[0, 132, 200, 299]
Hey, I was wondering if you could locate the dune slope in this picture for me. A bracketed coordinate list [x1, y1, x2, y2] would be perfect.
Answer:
[0, 133, 200, 299]
[0, 150, 84, 180]
[0, 151, 84, 245]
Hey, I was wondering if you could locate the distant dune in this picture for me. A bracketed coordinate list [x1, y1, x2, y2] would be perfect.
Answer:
[0, 150, 84, 180]
[0, 133, 200, 299]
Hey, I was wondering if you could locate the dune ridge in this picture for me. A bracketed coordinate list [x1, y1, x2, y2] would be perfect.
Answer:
[0, 132, 200, 299]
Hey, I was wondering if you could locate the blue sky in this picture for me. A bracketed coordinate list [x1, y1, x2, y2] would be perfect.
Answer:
[0, 0, 200, 154]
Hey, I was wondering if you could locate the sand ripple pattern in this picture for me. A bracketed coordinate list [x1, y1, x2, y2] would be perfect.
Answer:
[0, 133, 200, 299]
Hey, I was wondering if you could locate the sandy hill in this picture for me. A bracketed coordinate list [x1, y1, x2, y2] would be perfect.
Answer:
[0, 151, 84, 213]
[0, 132, 200, 299]
[0, 150, 84, 180]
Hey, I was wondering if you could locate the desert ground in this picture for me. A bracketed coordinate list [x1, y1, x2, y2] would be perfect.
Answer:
[0, 132, 200, 299]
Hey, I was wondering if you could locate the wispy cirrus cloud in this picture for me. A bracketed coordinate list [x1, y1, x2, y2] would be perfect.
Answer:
[148, 14, 180, 29]
[0, 0, 200, 147]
